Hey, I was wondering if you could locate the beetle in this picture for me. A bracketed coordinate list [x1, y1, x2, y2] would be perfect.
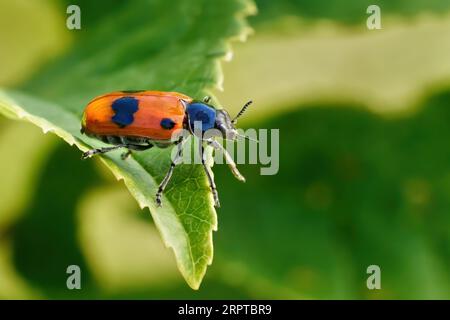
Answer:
[80, 90, 253, 208]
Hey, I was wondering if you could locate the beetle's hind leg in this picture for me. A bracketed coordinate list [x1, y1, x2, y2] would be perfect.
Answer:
[82, 142, 153, 160]
[201, 144, 220, 208]
[82, 144, 127, 159]
[155, 138, 185, 207]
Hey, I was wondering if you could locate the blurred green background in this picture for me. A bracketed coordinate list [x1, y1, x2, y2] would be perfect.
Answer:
[1, 0, 450, 299]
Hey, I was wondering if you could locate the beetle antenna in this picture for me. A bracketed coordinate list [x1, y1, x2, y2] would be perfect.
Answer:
[232, 100, 253, 124]
[237, 133, 259, 143]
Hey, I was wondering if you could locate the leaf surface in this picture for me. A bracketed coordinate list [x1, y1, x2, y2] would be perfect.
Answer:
[0, 0, 255, 289]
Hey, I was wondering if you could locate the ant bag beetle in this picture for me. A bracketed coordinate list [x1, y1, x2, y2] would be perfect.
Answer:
[80, 90, 254, 208]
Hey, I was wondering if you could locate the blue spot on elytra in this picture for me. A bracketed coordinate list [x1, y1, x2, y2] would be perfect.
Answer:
[111, 96, 139, 127]
[160, 118, 176, 130]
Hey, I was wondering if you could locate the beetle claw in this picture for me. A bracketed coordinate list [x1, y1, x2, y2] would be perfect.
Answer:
[121, 150, 132, 160]
[81, 152, 91, 160]
[155, 195, 162, 207]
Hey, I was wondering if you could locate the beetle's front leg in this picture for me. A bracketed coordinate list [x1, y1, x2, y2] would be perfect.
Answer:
[205, 138, 245, 182]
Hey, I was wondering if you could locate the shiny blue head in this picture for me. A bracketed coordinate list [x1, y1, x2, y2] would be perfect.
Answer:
[186, 102, 217, 132]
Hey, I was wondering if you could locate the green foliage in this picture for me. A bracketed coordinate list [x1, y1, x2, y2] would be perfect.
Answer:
[1, 0, 450, 299]
[253, 0, 450, 25]
[214, 91, 450, 299]
[0, 0, 254, 289]
[10, 139, 99, 298]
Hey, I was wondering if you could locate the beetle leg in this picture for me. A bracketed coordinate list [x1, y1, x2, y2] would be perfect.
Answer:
[205, 139, 245, 182]
[82, 143, 153, 160]
[81, 144, 128, 159]
[201, 144, 220, 208]
[121, 150, 132, 160]
[121, 144, 154, 160]
[155, 138, 185, 207]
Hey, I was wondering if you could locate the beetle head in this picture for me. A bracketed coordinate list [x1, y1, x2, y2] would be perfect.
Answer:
[215, 109, 238, 140]
[183, 97, 254, 141]
[215, 100, 253, 140]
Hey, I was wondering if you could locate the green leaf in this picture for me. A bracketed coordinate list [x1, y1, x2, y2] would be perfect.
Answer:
[0, 0, 255, 289]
